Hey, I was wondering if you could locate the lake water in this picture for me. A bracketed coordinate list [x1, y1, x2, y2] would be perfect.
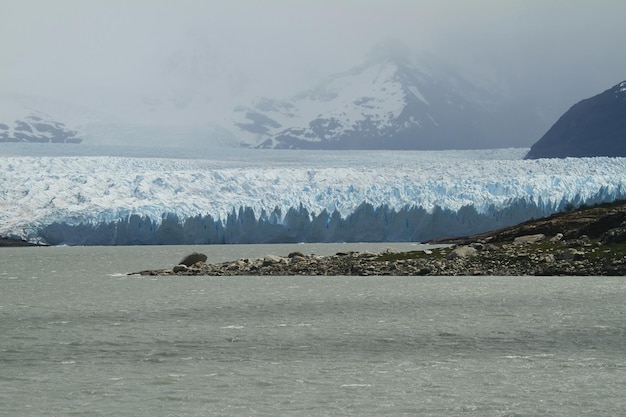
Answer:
[2, 244, 626, 416]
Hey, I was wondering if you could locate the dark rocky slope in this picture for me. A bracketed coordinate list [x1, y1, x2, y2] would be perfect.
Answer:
[526, 81, 626, 159]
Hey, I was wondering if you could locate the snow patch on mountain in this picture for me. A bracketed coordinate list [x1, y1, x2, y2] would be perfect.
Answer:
[234, 58, 418, 148]
[0, 95, 82, 143]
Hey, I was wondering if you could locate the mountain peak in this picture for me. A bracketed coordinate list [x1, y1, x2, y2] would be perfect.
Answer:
[365, 39, 412, 65]
[229, 39, 551, 150]
[231, 40, 547, 150]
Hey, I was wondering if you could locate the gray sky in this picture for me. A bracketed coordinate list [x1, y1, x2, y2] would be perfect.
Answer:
[2, 0, 625, 124]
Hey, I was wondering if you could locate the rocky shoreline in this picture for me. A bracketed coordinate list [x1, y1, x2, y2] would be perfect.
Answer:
[134, 201, 626, 277]
[0, 237, 45, 247]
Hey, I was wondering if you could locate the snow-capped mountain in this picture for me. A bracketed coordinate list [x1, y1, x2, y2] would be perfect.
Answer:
[1, 149, 625, 245]
[0, 96, 82, 144]
[1, 38, 554, 150]
[233, 41, 547, 150]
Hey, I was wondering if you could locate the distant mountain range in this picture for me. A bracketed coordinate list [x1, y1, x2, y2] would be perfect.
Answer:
[1, 40, 556, 150]
[525, 80, 626, 159]
[0, 98, 82, 144]
[232, 40, 548, 150]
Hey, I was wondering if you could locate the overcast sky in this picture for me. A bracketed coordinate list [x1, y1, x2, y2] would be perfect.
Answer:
[2, 0, 625, 119]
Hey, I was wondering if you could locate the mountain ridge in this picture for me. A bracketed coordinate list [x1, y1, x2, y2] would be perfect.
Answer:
[1, 40, 555, 150]
[233, 44, 547, 150]
[0, 96, 83, 144]
[525, 80, 626, 159]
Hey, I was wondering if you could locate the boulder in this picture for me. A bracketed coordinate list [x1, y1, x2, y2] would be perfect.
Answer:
[601, 227, 626, 244]
[263, 254, 285, 266]
[447, 245, 478, 259]
[556, 248, 585, 261]
[549, 233, 563, 242]
[179, 252, 208, 267]
[513, 234, 545, 245]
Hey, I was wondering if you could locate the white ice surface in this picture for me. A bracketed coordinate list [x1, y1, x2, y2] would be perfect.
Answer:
[1, 147, 625, 241]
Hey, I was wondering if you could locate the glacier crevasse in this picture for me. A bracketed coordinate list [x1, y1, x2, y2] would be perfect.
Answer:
[1, 151, 625, 245]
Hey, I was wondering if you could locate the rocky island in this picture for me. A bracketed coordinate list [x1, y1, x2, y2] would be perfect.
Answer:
[134, 200, 626, 276]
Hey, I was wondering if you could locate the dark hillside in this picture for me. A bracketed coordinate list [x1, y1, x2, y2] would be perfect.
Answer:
[525, 81, 626, 159]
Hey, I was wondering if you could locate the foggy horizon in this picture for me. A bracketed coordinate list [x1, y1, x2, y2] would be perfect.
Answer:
[2, 0, 626, 148]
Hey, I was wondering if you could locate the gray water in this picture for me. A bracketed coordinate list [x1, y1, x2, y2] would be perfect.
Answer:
[1, 244, 626, 416]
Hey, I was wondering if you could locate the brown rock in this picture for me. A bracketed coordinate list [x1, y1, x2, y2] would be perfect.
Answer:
[179, 252, 208, 267]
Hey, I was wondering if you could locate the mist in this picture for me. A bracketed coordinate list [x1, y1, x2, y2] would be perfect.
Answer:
[2, 0, 625, 147]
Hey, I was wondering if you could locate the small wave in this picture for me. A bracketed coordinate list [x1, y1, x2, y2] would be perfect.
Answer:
[503, 353, 555, 359]
[340, 384, 372, 388]
[220, 325, 244, 329]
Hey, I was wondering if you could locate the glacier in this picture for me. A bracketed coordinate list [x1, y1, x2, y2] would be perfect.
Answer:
[1, 147, 626, 245]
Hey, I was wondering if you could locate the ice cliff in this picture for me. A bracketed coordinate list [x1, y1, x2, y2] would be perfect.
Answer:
[1, 148, 625, 245]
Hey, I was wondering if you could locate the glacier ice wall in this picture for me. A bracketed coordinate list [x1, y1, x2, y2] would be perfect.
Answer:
[1, 149, 625, 245]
